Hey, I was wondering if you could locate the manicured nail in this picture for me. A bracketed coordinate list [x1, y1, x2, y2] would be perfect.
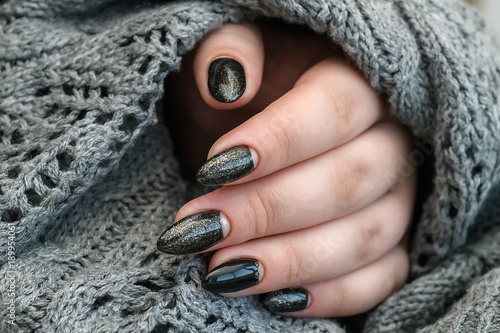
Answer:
[196, 145, 258, 186]
[157, 211, 230, 254]
[262, 288, 309, 313]
[208, 58, 246, 103]
[202, 258, 262, 293]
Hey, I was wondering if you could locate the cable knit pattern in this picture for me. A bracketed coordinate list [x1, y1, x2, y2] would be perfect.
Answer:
[1, 0, 499, 332]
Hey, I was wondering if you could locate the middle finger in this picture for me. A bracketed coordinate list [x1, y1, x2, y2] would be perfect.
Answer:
[157, 120, 413, 254]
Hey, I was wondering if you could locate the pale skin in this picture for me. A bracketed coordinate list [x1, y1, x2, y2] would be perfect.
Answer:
[163, 20, 417, 317]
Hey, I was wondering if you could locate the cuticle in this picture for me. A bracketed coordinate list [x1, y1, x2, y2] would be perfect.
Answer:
[256, 259, 265, 281]
[248, 146, 259, 168]
[218, 211, 232, 238]
[210, 55, 246, 68]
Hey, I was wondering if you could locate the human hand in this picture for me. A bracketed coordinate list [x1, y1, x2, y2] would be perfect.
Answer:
[159, 21, 417, 317]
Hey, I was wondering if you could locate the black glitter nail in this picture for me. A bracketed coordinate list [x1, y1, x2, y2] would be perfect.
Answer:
[157, 210, 224, 254]
[196, 145, 255, 186]
[262, 288, 309, 313]
[202, 258, 261, 293]
[208, 58, 246, 103]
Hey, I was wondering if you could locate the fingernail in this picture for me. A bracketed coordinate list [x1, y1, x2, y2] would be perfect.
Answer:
[202, 258, 262, 293]
[262, 288, 309, 313]
[157, 211, 230, 254]
[208, 58, 246, 103]
[196, 145, 258, 186]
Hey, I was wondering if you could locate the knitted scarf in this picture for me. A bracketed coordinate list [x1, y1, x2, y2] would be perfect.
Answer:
[1, 0, 500, 331]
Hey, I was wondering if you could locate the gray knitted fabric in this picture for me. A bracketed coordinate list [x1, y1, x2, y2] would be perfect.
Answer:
[1, 0, 500, 332]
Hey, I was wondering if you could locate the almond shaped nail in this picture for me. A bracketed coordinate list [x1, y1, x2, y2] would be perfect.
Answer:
[157, 210, 226, 254]
[196, 145, 256, 186]
[208, 58, 246, 103]
[262, 288, 309, 313]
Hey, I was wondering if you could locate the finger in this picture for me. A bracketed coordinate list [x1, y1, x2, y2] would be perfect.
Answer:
[194, 23, 264, 109]
[262, 246, 409, 317]
[196, 58, 385, 186]
[158, 120, 414, 254]
[201, 174, 415, 296]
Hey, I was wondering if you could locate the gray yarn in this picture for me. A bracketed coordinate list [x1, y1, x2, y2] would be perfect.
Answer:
[1, 0, 500, 332]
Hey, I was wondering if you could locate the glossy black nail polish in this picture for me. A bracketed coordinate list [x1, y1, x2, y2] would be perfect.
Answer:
[157, 211, 224, 254]
[208, 58, 246, 103]
[262, 288, 309, 313]
[196, 145, 254, 186]
[202, 258, 261, 293]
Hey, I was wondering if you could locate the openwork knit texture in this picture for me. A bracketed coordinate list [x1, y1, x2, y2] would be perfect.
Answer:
[1, 0, 500, 332]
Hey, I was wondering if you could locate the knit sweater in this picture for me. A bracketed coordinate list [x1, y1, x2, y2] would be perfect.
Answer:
[1, 0, 500, 332]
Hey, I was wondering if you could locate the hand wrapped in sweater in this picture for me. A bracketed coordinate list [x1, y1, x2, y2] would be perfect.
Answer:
[158, 20, 417, 316]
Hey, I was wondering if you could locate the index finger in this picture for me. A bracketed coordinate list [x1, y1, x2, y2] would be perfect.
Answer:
[196, 58, 385, 186]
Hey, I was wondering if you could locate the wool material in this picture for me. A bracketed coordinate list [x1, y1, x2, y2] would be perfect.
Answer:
[1, 0, 500, 332]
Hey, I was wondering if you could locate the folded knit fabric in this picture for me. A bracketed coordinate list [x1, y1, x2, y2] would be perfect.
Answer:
[1, 0, 499, 332]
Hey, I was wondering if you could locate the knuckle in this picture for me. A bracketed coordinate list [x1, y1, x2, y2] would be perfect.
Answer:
[329, 280, 347, 315]
[320, 84, 354, 129]
[354, 222, 383, 262]
[255, 107, 296, 167]
[280, 239, 302, 286]
[246, 187, 279, 237]
[329, 152, 366, 210]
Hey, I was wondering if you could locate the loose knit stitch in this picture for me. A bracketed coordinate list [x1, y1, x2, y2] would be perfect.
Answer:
[1, 0, 500, 332]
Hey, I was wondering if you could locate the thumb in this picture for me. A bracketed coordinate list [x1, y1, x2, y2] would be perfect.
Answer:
[194, 23, 264, 110]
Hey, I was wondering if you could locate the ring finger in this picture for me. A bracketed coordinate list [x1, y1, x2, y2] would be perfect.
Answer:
[202, 172, 415, 296]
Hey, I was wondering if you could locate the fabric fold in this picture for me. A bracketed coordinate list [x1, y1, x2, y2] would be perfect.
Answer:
[1, 0, 500, 331]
